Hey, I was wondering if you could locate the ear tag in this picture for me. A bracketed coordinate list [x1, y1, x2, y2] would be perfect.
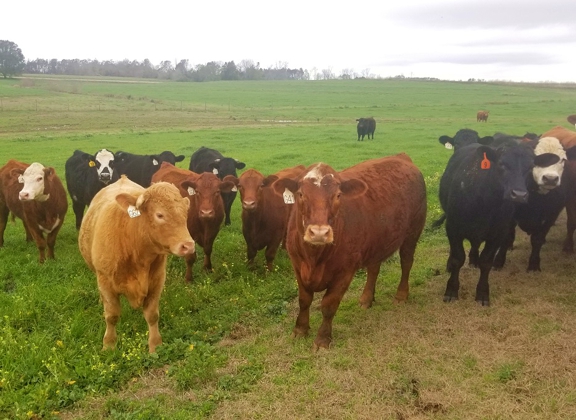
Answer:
[18, 175, 24, 184]
[212, 168, 219, 175]
[444, 143, 453, 150]
[89, 161, 96, 167]
[152, 159, 159, 166]
[187, 187, 196, 196]
[283, 188, 295, 204]
[127, 205, 141, 218]
[231, 186, 237, 192]
[481, 153, 491, 170]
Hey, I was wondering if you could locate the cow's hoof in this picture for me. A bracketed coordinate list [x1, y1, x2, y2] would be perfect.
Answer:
[292, 328, 309, 339]
[313, 337, 332, 351]
[443, 295, 458, 303]
[475, 299, 490, 307]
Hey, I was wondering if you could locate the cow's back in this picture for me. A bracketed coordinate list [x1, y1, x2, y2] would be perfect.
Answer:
[541, 126, 576, 149]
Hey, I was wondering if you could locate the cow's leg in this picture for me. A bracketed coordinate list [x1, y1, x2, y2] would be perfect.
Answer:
[475, 239, 500, 306]
[293, 280, 313, 339]
[203, 239, 215, 272]
[264, 238, 282, 271]
[72, 200, 85, 230]
[468, 241, 480, 267]
[27, 227, 47, 263]
[493, 221, 516, 269]
[184, 251, 197, 282]
[395, 234, 420, 303]
[315, 277, 351, 350]
[223, 193, 234, 226]
[46, 222, 63, 260]
[0, 204, 8, 247]
[23, 220, 33, 242]
[142, 273, 165, 353]
[563, 194, 576, 253]
[246, 243, 258, 270]
[359, 263, 381, 308]
[444, 230, 466, 302]
[99, 285, 121, 350]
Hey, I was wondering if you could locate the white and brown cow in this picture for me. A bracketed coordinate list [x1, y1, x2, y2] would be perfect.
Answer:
[0, 160, 68, 262]
[78, 175, 195, 353]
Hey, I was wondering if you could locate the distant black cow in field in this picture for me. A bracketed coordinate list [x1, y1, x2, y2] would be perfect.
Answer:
[114, 150, 185, 187]
[356, 117, 376, 141]
[439, 141, 534, 306]
[189, 147, 245, 226]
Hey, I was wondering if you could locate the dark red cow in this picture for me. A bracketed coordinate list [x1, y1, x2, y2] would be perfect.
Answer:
[273, 155, 427, 349]
[0, 160, 68, 262]
[151, 162, 236, 282]
[477, 110, 489, 122]
[225, 165, 306, 270]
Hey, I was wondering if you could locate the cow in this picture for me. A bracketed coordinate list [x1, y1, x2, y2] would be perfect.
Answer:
[439, 141, 534, 306]
[356, 117, 376, 141]
[493, 137, 568, 271]
[477, 110, 489, 122]
[78, 175, 195, 353]
[224, 165, 306, 271]
[492, 132, 540, 147]
[65, 149, 118, 230]
[272, 155, 427, 349]
[151, 162, 236, 282]
[114, 150, 186, 187]
[189, 147, 245, 226]
[540, 126, 576, 252]
[438, 128, 494, 151]
[0, 160, 68, 263]
[567, 115, 576, 128]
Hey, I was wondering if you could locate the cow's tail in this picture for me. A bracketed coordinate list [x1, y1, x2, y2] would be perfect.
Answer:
[431, 214, 446, 229]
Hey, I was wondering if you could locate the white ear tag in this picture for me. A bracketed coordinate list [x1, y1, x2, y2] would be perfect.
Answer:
[127, 205, 141, 218]
[444, 143, 453, 150]
[18, 175, 24, 184]
[152, 159, 159, 165]
[283, 188, 295, 204]
[187, 187, 196, 196]
[231, 186, 237, 192]
[212, 168, 219, 175]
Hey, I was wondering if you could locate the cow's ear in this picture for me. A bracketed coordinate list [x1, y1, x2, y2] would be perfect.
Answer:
[180, 180, 198, 196]
[175, 155, 185, 162]
[476, 146, 498, 163]
[208, 159, 221, 171]
[438, 135, 452, 145]
[235, 160, 246, 170]
[44, 167, 55, 178]
[340, 179, 367, 198]
[262, 175, 278, 187]
[273, 178, 298, 195]
[219, 180, 237, 193]
[478, 136, 494, 146]
[566, 146, 576, 161]
[115, 193, 138, 211]
[10, 168, 24, 180]
[223, 175, 239, 186]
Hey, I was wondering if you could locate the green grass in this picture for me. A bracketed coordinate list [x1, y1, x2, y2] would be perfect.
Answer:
[1, 76, 576, 419]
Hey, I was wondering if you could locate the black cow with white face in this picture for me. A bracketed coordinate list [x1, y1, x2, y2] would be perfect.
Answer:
[114, 150, 185, 187]
[65, 149, 118, 229]
[438, 128, 494, 151]
[439, 141, 534, 306]
[189, 147, 245, 226]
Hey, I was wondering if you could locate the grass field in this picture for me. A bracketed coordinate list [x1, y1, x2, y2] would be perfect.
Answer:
[1, 76, 576, 419]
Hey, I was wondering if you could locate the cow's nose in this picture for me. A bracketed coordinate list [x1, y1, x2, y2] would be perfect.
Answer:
[510, 189, 528, 203]
[19, 191, 30, 200]
[200, 209, 214, 218]
[543, 174, 559, 186]
[243, 200, 256, 210]
[177, 240, 195, 256]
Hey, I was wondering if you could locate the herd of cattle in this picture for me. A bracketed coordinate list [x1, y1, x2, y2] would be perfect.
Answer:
[2, 117, 576, 352]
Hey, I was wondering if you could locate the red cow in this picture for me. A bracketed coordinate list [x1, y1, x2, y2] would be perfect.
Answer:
[225, 165, 306, 270]
[567, 115, 576, 128]
[273, 155, 427, 349]
[151, 162, 236, 282]
[477, 110, 489, 122]
[0, 160, 68, 262]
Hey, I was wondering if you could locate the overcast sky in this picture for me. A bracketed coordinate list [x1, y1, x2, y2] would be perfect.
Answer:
[3, 0, 575, 82]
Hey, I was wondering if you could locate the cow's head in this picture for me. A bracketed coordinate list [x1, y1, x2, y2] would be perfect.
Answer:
[157, 151, 186, 166]
[226, 169, 277, 211]
[439, 129, 493, 151]
[181, 172, 236, 219]
[14, 162, 53, 202]
[93, 149, 115, 184]
[532, 137, 566, 193]
[115, 182, 194, 257]
[208, 157, 246, 178]
[274, 163, 367, 245]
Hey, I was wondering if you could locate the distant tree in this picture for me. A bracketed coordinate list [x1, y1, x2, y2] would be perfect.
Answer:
[340, 68, 355, 79]
[321, 68, 335, 80]
[0, 40, 25, 78]
[221, 61, 239, 80]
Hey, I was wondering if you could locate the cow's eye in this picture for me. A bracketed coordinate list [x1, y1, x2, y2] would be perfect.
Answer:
[156, 212, 164, 219]
[37, 177, 43, 182]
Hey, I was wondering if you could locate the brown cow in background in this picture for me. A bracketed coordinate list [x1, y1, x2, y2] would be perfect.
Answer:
[567, 115, 576, 128]
[477, 110, 489, 122]
[0, 160, 67, 262]
[273, 155, 427, 349]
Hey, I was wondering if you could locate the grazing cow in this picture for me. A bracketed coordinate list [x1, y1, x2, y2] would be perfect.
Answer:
[189, 147, 245, 226]
[151, 162, 236, 282]
[439, 142, 534, 305]
[438, 128, 493, 151]
[493, 137, 568, 271]
[540, 126, 576, 252]
[225, 165, 306, 270]
[477, 110, 489, 122]
[78, 176, 194, 353]
[115, 150, 185, 187]
[567, 115, 576, 128]
[273, 155, 426, 349]
[0, 160, 68, 263]
[356, 117, 376, 141]
[65, 149, 118, 229]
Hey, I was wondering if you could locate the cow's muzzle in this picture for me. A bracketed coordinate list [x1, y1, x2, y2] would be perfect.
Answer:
[304, 224, 334, 245]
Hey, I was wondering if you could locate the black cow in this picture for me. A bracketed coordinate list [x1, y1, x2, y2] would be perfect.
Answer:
[114, 150, 185, 187]
[356, 117, 376, 141]
[189, 147, 245, 226]
[439, 141, 534, 306]
[65, 149, 118, 230]
[438, 128, 493, 151]
[492, 132, 540, 148]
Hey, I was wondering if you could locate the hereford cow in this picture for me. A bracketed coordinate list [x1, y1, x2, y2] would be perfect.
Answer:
[438, 128, 494, 151]
[65, 149, 118, 229]
[224, 165, 306, 270]
[0, 160, 68, 263]
[114, 150, 185, 187]
[356, 117, 376, 141]
[273, 155, 426, 349]
[567, 115, 576, 128]
[540, 126, 576, 252]
[151, 162, 236, 282]
[477, 110, 489, 122]
[189, 147, 245, 226]
[78, 176, 194, 353]
[439, 141, 534, 305]
[493, 137, 568, 271]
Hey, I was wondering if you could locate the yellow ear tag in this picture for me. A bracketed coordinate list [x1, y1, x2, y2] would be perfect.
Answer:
[89, 161, 96, 167]
[480, 153, 491, 170]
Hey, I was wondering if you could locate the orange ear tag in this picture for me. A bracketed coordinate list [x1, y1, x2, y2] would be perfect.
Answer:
[480, 153, 491, 170]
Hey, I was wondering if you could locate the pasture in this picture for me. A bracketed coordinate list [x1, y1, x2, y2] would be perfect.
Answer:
[1, 76, 576, 419]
